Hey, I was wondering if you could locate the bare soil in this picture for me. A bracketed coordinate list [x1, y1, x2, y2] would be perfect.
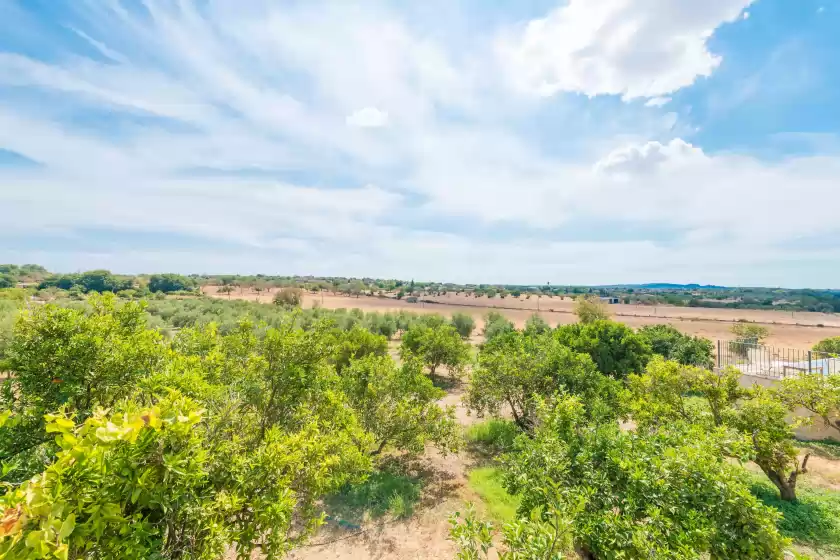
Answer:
[204, 287, 840, 350]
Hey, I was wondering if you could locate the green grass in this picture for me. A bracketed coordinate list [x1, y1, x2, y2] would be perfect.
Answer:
[326, 468, 422, 523]
[467, 467, 521, 523]
[464, 419, 519, 454]
[751, 477, 840, 556]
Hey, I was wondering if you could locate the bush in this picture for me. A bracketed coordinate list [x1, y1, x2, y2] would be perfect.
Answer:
[813, 336, 840, 355]
[573, 294, 610, 324]
[450, 312, 476, 339]
[273, 287, 303, 308]
[482, 312, 514, 343]
[637, 324, 714, 368]
[555, 320, 652, 379]
[400, 324, 471, 378]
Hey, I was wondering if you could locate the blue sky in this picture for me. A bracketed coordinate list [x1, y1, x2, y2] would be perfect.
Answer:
[1, 0, 839, 286]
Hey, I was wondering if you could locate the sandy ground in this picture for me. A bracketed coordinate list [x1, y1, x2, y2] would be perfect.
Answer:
[204, 287, 840, 350]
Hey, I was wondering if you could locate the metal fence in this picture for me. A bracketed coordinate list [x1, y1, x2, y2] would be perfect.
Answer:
[717, 340, 840, 380]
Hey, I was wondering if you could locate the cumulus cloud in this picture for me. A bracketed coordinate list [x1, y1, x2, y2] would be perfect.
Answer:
[594, 138, 705, 175]
[498, 0, 755, 99]
[346, 107, 389, 128]
[1, 0, 840, 286]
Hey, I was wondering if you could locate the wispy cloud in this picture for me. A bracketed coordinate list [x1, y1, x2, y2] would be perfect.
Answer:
[0, 0, 839, 285]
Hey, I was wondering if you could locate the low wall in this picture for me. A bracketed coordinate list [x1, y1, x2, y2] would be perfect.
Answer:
[738, 374, 840, 442]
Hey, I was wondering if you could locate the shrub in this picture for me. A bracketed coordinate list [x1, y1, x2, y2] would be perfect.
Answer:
[555, 320, 652, 379]
[482, 311, 514, 343]
[573, 294, 610, 324]
[273, 287, 303, 308]
[450, 312, 476, 339]
[637, 324, 714, 368]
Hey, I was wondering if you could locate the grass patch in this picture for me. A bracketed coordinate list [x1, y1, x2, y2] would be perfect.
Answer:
[751, 477, 840, 555]
[467, 466, 521, 523]
[798, 438, 840, 461]
[326, 467, 422, 523]
[465, 419, 519, 454]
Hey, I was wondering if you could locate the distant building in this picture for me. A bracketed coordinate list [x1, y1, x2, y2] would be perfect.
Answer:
[600, 297, 620, 304]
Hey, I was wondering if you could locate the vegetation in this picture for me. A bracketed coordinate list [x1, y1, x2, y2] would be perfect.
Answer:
[400, 323, 471, 378]
[813, 336, 840, 355]
[481, 311, 514, 343]
[778, 373, 840, 437]
[0, 294, 456, 558]
[731, 321, 771, 344]
[555, 320, 652, 379]
[466, 468, 520, 523]
[637, 323, 715, 368]
[454, 395, 788, 559]
[148, 273, 197, 293]
[273, 287, 303, 308]
[573, 294, 610, 324]
[450, 312, 476, 339]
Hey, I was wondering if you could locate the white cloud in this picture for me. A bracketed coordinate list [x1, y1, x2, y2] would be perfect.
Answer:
[498, 0, 755, 99]
[346, 107, 389, 128]
[645, 96, 672, 107]
[2, 0, 840, 286]
[743, 11, 750, 19]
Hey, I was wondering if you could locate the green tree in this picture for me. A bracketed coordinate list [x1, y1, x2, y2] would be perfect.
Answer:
[555, 320, 652, 379]
[148, 273, 197, 293]
[573, 294, 610, 324]
[342, 356, 458, 456]
[330, 325, 388, 373]
[637, 324, 714, 368]
[730, 321, 770, 343]
[778, 373, 840, 437]
[731, 389, 809, 502]
[813, 336, 840, 355]
[400, 324, 470, 377]
[523, 313, 550, 336]
[493, 395, 788, 559]
[450, 313, 476, 339]
[466, 331, 620, 431]
[482, 311, 514, 343]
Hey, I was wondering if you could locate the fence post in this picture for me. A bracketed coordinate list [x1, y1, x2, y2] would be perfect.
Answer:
[808, 351, 813, 374]
[717, 340, 721, 369]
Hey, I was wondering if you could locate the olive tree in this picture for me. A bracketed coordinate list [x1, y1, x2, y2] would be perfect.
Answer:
[813, 336, 840, 355]
[450, 312, 476, 339]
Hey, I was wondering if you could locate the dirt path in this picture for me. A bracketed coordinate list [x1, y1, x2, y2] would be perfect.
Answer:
[289, 389, 480, 560]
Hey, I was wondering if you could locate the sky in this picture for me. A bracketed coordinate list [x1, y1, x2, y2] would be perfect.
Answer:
[1, 0, 839, 287]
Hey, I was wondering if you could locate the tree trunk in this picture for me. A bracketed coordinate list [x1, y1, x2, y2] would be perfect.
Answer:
[758, 455, 809, 502]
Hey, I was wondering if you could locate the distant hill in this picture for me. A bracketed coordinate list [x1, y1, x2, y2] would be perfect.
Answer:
[593, 283, 731, 290]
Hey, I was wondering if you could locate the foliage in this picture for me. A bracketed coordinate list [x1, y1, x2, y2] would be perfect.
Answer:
[39, 270, 133, 294]
[450, 313, 476, 339]
[778, 373, 840, 437]
[466, 331, 620, 431]
[148, 273, 197, 293]
[731, 389, 810, 502]
[573, 294, 610, 324]
[625, 358, 746, 429]
[400, 324, 470, 377]
[450, 502, 573, 560]
[481, 312, 514, 343]
[501, 395, 788, 559]
[813, 336, 840, 355]
[523, 313, 550, 336]
[731, 321, 770, 343]
[555, 320, 652, 379]
[341, 356, 458, 456]
[637, 324, 714, 368]
[273, 287, 303, 308]
[1, 296, 164, 481]
[330, 325, 388, 373]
